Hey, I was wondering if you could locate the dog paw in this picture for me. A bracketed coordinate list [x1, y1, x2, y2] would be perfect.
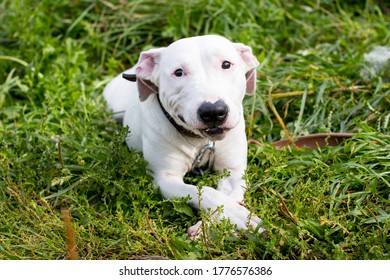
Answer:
[186, 209, 265, 240]
[186, 221, 203, 239]
[200, 188, 265, 232]
[223, 202, 264, 232]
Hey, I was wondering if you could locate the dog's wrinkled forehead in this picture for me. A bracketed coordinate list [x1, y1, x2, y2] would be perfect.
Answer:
[160, 35, 240, 68]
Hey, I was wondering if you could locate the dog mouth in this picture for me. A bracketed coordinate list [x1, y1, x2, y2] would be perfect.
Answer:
[203, 127, 224, 135]
[200, 127, 230, 140]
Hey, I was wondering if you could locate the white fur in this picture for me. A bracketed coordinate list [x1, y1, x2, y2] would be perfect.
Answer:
[103, 35, 263, 234]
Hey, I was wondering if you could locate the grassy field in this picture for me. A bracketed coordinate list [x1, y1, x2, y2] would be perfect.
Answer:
[0, 0, 389, 260]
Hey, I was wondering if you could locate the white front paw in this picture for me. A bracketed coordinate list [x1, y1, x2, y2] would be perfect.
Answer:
[187, 221, 203, 239]
[200, 187, 264, 232]
[220, 200, 263, 231]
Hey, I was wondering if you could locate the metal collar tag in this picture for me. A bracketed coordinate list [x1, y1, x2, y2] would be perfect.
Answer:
[190, 141, 215, 176]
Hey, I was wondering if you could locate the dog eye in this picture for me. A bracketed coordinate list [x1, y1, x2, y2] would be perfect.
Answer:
[221, 61, 232, 69]
[174, 69, 184, 77]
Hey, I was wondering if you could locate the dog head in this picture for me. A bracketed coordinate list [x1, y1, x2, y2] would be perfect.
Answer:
[135, 35, 259, 140]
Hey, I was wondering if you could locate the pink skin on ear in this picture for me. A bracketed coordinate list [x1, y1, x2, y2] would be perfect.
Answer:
[234, 43, 260, 94]
[135, 48, 164, 101]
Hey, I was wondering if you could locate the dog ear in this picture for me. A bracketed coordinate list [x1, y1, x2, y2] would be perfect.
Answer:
[135, 48, 165, 101]
[235, 43, 259, 95]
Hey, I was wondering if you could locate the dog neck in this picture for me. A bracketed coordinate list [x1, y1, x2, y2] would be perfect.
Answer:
[123, 73, 202, 139]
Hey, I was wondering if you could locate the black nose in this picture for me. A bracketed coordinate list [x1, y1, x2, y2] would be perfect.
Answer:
[197, 100, 229, 127]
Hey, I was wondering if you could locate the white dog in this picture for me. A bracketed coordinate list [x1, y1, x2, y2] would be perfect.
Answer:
[103, 35, 263, 235]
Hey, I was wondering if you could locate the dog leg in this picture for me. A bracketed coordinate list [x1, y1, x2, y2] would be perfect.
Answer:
[217, 175, 246, 202]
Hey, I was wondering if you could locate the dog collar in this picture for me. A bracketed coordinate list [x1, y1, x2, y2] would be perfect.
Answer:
[155, 94, 203, 138]
[123, 73, 202, 138]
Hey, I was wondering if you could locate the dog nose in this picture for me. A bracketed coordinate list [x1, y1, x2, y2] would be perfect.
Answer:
[197, 100, 229, 126]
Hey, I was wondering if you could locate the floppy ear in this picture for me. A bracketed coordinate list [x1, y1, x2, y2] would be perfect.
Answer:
[235, 43, 259, 95]
[135, 48, 165, 101]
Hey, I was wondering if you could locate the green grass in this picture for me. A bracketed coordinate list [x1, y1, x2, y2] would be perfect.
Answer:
[0, 0, 389, 260]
